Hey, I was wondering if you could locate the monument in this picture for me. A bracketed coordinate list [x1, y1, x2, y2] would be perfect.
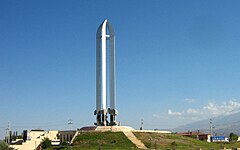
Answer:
[94, 20, 118, 126]
[80, 19, 171, 136]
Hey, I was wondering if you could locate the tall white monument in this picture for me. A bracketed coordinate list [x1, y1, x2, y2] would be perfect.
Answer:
[94, 20, 118, 126]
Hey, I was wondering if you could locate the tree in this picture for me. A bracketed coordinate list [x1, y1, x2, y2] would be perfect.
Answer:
[0, 141, 14, 150]
[41, 138, 52, 149]
[229, 132, 238, 141]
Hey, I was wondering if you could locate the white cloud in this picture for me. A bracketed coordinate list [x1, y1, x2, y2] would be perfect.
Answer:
[186, 108, 198, 114]
[184, 98, 196, 103]
[202, 100, 240, 116]
[168, 99, 240, 121]
[168, 109, 182, 116]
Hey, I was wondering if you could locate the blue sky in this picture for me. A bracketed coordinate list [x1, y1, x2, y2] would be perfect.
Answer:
[1, 0, 240, 139]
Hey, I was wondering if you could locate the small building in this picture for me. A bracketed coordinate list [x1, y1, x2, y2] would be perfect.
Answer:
[28, 129, 45, 140]
[211, 136, 229, 142]
[177, 131, 211, 142]
[199, 134, 212, 142]
[10, 129, 60, 150]
[58, 130, 77, 144]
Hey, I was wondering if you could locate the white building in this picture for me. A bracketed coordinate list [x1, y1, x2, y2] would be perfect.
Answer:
[10, 130, 59, 150]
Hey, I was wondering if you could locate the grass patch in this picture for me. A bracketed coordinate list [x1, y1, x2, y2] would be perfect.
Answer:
[134, 132, 240, 150]
[44, 131, 240, 150]
[71, 131, 137, 150]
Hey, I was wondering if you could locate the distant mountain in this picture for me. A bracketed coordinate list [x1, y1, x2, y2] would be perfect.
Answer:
[173, 112, 240, 137]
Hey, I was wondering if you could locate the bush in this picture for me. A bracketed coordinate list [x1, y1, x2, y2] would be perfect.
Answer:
[230, 133, 238, 141]
[0, 141, 14, 150]
[41, 138, 52, 149]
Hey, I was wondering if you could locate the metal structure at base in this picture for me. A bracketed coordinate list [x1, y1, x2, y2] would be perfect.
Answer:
[94, 19, 118, 126]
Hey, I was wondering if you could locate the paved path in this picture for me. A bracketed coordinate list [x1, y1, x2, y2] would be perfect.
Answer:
[123, 131, 147, 149]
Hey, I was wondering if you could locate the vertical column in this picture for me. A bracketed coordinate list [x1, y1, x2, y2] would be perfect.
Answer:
[101, 20, 108, 126]
[95, 20, 108, 126]
[101, 21, 107, 111]
[96, 24, 102, 125]
[107, 21, 118, 126]
[96, 33, 101, 112]
[110, 34, 115, 110]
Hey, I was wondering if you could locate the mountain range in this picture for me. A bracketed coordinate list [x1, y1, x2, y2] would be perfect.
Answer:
[173, 112, 240, 137]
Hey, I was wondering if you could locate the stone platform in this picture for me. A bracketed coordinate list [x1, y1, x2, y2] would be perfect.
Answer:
[79, 125, 171, 133]
[95, 126, 135, 132]
[79, 126, 134, 132]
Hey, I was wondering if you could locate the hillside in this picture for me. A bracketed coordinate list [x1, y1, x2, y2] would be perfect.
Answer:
[134, 132, 240, 150]
[72, 131, 137, 150]
[173, 112, 240, 136]
[45, 131, 240, 150]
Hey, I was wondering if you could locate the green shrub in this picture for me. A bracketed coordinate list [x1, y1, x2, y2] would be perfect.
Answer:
[230, 133, 238, 141]
[41, 138, 52, 149]
[0, 141, 14, 150]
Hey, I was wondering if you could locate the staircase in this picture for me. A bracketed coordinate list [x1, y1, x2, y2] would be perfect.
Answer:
[123, 131, 147, 149]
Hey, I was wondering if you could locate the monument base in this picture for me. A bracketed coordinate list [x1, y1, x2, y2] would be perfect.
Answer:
[79, 126, 134, 132]
[79, 125, 171, 133]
